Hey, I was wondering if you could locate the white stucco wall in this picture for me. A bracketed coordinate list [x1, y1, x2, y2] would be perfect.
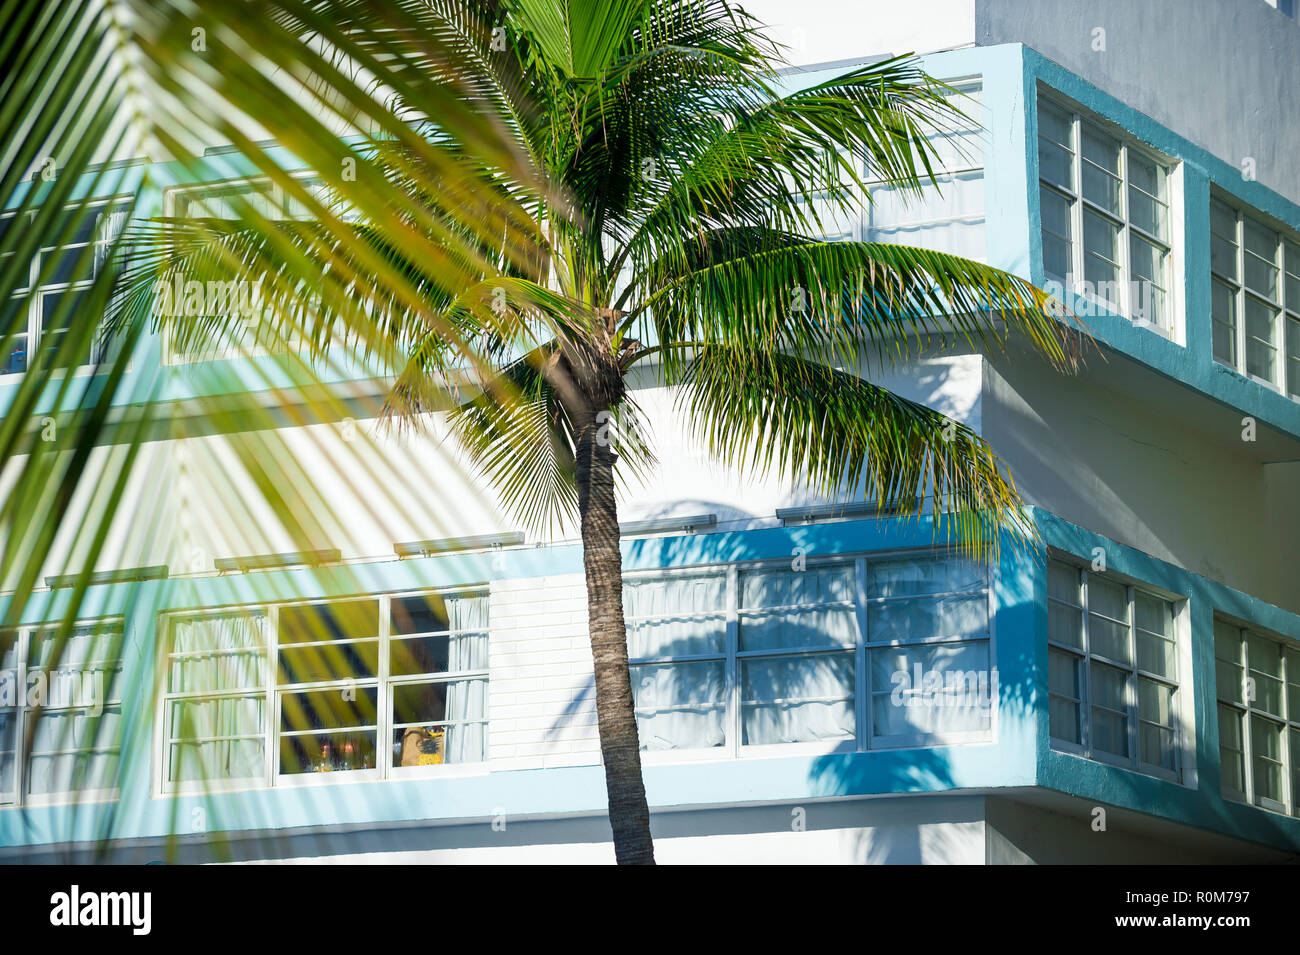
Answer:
[981, 349, 1300, 613]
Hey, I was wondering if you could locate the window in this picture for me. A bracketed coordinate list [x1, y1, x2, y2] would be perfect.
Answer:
[161, 589, 488, 792]
[0, 622, 123, 805]
[863, 83, 986, 261]
[1, 198, 131, 374]
[625, 551, 992, 754]
[1047, 559, 1182, 780]
[1210, 197, 1300, 396]
[163, 176, 338, 363]
[1215, 620, 1300, 815]
[1038, 95, 1175, 335]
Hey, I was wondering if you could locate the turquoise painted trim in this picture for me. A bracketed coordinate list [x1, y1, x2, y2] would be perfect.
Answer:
[1020, 45, 1300, 441]
[1032, 506, 1300, 853]
[6, 509, 1298, 853]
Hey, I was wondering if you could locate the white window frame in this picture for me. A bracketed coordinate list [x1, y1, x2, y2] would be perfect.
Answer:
[1214, 620, 1300, 816]
[1046, 556, 1186, 784]
[1209, 194, 1300, 398]
[1037, 91, 1179, 339]
[0, 619, 124, 808]
[160, 174, 335, 365]
[860, 80, 986, 254]
[157, 587, 489, 796]
[1, 197, 132, 379]
[627, 547, 997, 763]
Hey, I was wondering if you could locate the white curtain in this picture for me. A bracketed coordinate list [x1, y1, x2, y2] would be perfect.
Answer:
[741, 653, 855, 744]
[167, 612, 268, 781]
[870, 640, 992, 737]
[632, 661, 726, 750]
[624, 575, 726, 658]
[439, 596, 489, 762]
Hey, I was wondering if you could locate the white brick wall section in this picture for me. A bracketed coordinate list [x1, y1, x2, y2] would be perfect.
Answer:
[488, 573, 602, 769]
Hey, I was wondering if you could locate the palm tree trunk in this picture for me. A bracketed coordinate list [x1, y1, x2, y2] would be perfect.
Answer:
[575, 407, 655, 865]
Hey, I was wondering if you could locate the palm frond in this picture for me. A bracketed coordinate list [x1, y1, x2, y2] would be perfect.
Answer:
[679, 347, 1032, 557]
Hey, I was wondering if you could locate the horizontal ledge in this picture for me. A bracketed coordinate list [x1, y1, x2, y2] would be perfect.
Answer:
[214, 550, 342, 572]
[394, 533, 525, 557]
[44, 565, 170, 589]
[775, 501, 916, 525]
[619, 514, 718, 537]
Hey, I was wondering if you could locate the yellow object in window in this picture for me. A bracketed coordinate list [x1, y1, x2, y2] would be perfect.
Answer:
[417, 730, 445, 765]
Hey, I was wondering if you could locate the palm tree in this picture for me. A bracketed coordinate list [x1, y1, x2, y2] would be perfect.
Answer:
[111, 0, 1075, 864]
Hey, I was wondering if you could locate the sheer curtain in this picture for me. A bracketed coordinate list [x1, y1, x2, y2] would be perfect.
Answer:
[626, 575, 727, 750]
[442, 595, 488, 762]
[168, 613, 268, 781]
[26, 625, 125, 795]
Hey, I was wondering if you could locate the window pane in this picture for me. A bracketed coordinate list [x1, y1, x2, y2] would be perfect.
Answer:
[1211, 233, 1239, 281]
[1244, 250, 1280, 302]
[1285, 239, 1300, 307]
[1128, 185, 1168, 242]
[869, 555, 984, 597]
[1138, 678, 1175, 726]
[739, 566, 857, 651]
[1048, 648, 1083, 744]
[871, 640, 991, 737]
[169, 739, 263, 783]
[279, 683, 378, 774]
[278, 640, 378, 684]
[1089, 615, 1131, 664]
[1243, 218, 1278, 284]
[1247, 633, 1282, 678]
[1292, 728, 1300, 817]
[1210, 199, 1238, 242]
[742, 653, 855, 745]
[624, 574, 726, 658]
[868, 594, 986, 643]
[1137, 631, 1177, 679]
[1134, 591, 1173, 637]
[1251, 716, 1284, 805]
[1088, 576, 1127, 620]
[1128, 234, 1165, 288]
[1247, 634, 1284, 716]
[1039, 140, 1074, 190]
[1042, 229, 1072, 282]
[1048, 560, 1082, 605]
[1139, 721, 1177, 772]
[1287, 316, 1300, 398]
[1040, 185, 1072, 238]
[391, 677, 487, 765]
[1218, 703, 1246, 797]
[1211, 278, 1237, 365]
[1288, 648, 1300, 719]
[1127, 151, 1166, 202]
[1091, 705, 1129, 758]
[1090, 661, 1128, 712]
[169, 696, 263, 744]
[1049, 600, 1084, 650]
[632, 661, 725, 750]
[280, 730, 376, 775]
[1082, 211, 1121, 291]
[1038, 101, 1073, 150]
[279, 599, 379, 644]
[1217, 659, 1245, 705]
[1214, 620, 1242, 663]
[169, 613, 267, 694]
[1134, 592, 1176, 677]
[1081, 125, 1120, 173]
[1244, 298, 1279, 385]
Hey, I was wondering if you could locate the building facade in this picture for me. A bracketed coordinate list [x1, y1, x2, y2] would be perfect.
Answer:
[3, 0, 1300, 863]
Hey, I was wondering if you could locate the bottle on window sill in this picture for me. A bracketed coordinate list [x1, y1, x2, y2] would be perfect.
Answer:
[316, 743, 333, 772]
